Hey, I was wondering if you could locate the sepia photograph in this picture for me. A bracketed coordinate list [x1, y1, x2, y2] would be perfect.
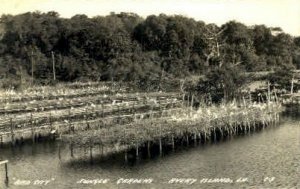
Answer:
[0, 0, 299, 188]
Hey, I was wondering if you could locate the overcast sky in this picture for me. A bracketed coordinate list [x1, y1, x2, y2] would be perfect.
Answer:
[1, 0, 299, 36]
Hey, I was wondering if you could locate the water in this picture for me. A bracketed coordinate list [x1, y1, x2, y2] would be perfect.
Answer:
[0, 115, 299, 189]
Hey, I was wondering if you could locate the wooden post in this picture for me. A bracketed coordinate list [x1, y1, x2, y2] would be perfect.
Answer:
[291, 74, 294, 94]
[101, 102, 104, 118]
[274, 89, 278, 104]
[70, 142, 74, 158]
[51, 51, 56, 81]
[191, 95, 194, 110]
[58, 142, 61, 160]
[124, 151, 128, 163]
[198, 133, 202, 145]
[214, 128, 217, 143]
[0, 135, 3, 146]
[5, 162, 8, 183]
[10, 118, 15, 146]
[49, 112, 53, 132]
[89, 145, 93, 164]
[267, 81, 271, 103]
[159, 138, 162, 156]
[118, 104, 120, 124]
[249, 92, 252, 103]
[133, 101, 136, 121]
[30, 113, 35, 143]
[171, 135, 175, 151]
[85, 108, 90, 130]
[242, 96, 246, 107]
[220, 128, 223, 140]
[159, 125, 162, 156]
[186, 134, 189, 146]
[135, 143, 139, 159]
[0, 160, 9, 183]
[147, 141, 151, 158]
[68, 108, 72, 133]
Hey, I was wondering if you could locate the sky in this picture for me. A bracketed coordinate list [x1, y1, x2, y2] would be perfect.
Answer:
[0, 0, 299, 36]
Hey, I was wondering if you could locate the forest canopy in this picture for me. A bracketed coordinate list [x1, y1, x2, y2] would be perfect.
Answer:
[0, 11, 299, 89]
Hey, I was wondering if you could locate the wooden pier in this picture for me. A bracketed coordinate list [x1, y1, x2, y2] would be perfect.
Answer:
[62, 102, 281, 160]
[0, 82, 282, 162]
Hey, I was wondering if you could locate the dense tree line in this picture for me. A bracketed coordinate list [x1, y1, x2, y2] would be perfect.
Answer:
[0, 11, 299, 96]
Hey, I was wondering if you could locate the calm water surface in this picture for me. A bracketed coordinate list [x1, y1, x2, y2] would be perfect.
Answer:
[0, 115, 299, 189]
